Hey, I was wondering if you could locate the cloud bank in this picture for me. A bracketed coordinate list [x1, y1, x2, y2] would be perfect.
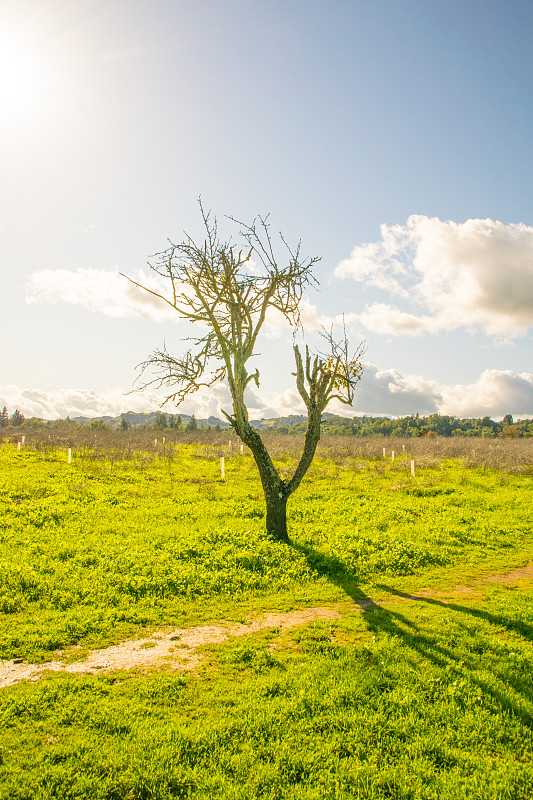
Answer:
[26, 269, 331, 337]
[3, 367, 533, 421]
[0, 385, 165, 421]
[26, 268, 176, 321]
[336, 216, 533, 337]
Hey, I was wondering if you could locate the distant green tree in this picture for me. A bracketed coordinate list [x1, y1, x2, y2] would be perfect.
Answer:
[500, 424, 518, 437]
[501, 414, 514, 427]
[10, 409, 25, 427]
[0, 406, 8, 427]
[120, 417, 131, 430]
[376, 419, 393, 435]
[90, 419, 109, 431]
[154, 412, 168, 429]
[21, 417, 47, 429]
[291, 422, 307, 433]
[427, 414, 454, 437]
[514, 419, 533, 437]
[186, 414, 198, 432]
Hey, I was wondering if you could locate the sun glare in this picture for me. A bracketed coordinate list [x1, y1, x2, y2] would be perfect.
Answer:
[0, 31, 45, 118]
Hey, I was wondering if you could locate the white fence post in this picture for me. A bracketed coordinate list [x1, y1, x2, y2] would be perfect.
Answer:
[17, 441, 21, 451]
[391, 451, 395, 462]
[22, 436, 25, 445]
[68, 448, 72, 464]
[240, 444, 244, 455]
[411, 460, 415, 477]
[220, 457, 225, 479]
[382, 447, 386, 458]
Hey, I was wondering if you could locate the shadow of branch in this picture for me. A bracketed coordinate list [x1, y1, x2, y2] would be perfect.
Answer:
[293, 541, 533, 728]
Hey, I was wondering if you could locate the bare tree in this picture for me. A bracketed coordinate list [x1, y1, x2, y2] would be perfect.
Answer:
[123, 203, 364, 542]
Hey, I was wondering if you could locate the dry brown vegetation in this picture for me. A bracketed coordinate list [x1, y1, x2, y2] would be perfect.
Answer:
[4, 427, 533, 472]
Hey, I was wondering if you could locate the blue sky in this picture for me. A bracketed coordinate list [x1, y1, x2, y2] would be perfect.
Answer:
[2, 0, 533, 420]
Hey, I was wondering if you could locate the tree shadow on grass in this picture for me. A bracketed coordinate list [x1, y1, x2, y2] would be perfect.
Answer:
[293, 541, 533, 729]
[291, 542, 380, 609]
[373, 583, 533, 642]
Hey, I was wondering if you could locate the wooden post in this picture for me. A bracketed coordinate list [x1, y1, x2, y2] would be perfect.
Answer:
[68, 448, 72, 464]
[22, 435, 25, 445]
[154, 439, 158, 447]
[411, 460, 415, 477]
[402, 444, 405, 452]
[17, 441, 21, 451]
[391, 451, 395, 462]
[220, 457, 225, 479]
[382, 447, 386, 458]
[240, 444, 244, 455]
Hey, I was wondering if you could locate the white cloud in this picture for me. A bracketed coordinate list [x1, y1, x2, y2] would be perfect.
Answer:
[439, 370, 533, 418]
[3, 369, 533, 423]
[177, 382, 234, 420]
[263, 297, 329, 337]
[243, 386, 307, 420]
[352, 364, 441, 416]
[336, 216, 533, 337]
[356, 303, 438, 337]
[26, 270, 334, 339]
[352, 366, 533, 419]
[0, 385, 165, 420]
[26, 268, 177, 321]
[337, 366, 533, 419]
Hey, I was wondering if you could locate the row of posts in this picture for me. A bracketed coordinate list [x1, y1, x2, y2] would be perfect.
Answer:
[383, 446, 415, 476]
[14, 439, 416, 478]
[15, 437, 74, 465]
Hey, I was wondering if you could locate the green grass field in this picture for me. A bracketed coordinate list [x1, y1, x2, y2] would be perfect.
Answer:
[1, 436, 533, 799]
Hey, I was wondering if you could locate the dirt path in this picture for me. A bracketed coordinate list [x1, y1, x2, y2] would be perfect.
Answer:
[0, 607, 342, 689]
[2, 562, 532, 690]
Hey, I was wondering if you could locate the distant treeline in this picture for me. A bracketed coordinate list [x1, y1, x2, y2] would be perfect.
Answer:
[2, 405, 532, 437]
[315, 413, 532, 438]
[270, 412, 532, 438]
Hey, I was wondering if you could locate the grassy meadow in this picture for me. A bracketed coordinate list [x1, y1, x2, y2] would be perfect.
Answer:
[1, 431, 533, 799]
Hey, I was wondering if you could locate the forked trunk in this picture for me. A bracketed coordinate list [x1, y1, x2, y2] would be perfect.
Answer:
[235, 409, 323, 544]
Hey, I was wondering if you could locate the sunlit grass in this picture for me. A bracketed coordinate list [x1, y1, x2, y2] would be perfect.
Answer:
[1, 439, 533, 798]
[2, 590, 532, 798]
[1, 443, 532, 662]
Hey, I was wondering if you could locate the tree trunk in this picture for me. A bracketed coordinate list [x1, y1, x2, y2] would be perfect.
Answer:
[265, 491, 289, 543]
[233, 421, 290, 542]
